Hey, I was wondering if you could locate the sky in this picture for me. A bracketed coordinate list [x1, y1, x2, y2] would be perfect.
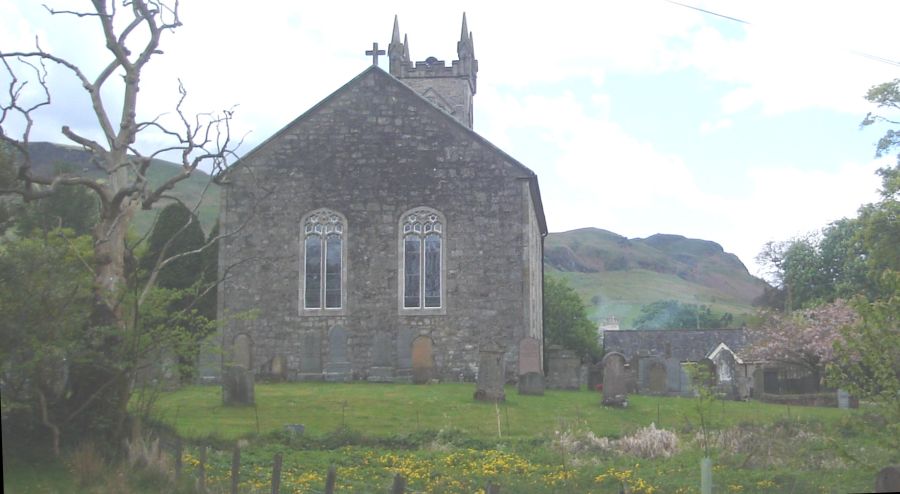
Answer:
[2, 1, 899, 277]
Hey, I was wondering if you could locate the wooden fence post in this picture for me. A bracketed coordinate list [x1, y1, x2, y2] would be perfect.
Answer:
[324, 465, 336, 494]
[271, 452, 283, 494]
[486, 480, 501, 494]
[198, 445, 207, 494]
[174, 437, 183, 482]
[231, 445, 241, 494]
[392, 473, 406, 494]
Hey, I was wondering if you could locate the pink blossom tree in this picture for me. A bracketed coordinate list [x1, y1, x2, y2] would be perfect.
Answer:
[746, 300, 858, 389]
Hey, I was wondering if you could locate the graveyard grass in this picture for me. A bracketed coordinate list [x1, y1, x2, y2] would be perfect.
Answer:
[137, 382, 890, 493]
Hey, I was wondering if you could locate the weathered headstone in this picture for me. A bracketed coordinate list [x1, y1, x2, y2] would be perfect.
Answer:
[517, 337, 545, 395]
[298, 331, 322, 380]
[517, 337, 542, 375]
[223, 334, 254, 405]
[395, 329, 415, 382]
[411, 335, 434, 384]
[518, 372, 545, 396]
[645, 358, 667, 394]
[222, 364, 254, 406]
[875, 466, 900, 493]
[601, 352, 628, 407]
[233, 334, 252, 369]
[474, 343, 506, 402]
[546, 346, 580, 390]
[368, 333, 395, 382]
[837, 389, 850, 409]
[324, 325, 351, 382]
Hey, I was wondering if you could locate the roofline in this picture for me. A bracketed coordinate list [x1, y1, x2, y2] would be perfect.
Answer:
[224, 65, 547, 235]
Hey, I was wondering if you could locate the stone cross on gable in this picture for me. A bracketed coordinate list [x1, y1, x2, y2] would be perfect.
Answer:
[365, 42, 385, 66]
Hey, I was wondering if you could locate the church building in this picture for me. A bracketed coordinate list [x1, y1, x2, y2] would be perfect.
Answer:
[215, 15, 547, 383]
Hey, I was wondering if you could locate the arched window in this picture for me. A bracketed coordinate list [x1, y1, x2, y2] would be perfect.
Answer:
[401, 208, 443, 309]
[302, 209, 345, 310]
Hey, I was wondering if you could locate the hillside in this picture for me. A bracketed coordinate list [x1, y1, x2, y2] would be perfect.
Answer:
[23, 141, 220, 234]
[545, 228, 767, 328]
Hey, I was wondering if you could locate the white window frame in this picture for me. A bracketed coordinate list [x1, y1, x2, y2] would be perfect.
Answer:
[300, 208, 347, 315]
[398, 207, 446, 315]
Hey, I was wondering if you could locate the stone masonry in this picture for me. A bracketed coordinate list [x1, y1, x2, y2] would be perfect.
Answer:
[214, 17, 546, 384]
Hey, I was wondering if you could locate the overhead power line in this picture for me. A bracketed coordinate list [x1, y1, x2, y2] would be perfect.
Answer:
[663, 0, 900, 68]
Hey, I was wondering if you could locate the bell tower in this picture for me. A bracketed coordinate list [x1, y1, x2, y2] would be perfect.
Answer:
[387, 14, 478, 129]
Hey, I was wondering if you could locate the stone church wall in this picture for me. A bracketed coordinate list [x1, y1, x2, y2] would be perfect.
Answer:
[217, 68, 542, 383]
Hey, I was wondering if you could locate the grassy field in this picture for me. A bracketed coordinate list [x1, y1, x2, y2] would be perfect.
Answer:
[5, 382, 891, 493]
[153, 382, 847, 441]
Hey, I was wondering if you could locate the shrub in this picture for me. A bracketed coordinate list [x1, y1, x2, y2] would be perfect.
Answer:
[69, 441, 105, 487]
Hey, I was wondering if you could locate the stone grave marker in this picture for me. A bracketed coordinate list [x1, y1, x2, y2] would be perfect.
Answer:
[395, 329, 415, 382]
[876, 466, 900, 493]
[474, 343, 506, 402]
[324, 325, 351, 382]
[518, 372, 545, 395]
[223, 334, 254, 405]
[517, 337, 545, 395]
[601, 352, 628, 407]
[517, 337, 541, 375]
[368, 333, 395, 382]
[644, 358, 667, 394]
[411, 335, 434, 384]
[837, 389, 850, 409]
[546, 346, 580, 390]
[298, 331, 322, 380]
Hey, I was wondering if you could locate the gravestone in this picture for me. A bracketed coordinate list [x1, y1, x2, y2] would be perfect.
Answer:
[298, 331, 322, 380]
[223, 334, 254, 405]
[517, 337, 544, 395]
[546, 346, 580, 390]
[837, 389, 850, 409]
[517, 337, 542, 375]
[474, 343, 506, 402]
[518, 372, 545, 396]
[875, 466, 900, 493]
[411, 336, 434, 384]
[601, 352, 628, 407]
[395, 329, 416, 382]
[368, 333, 395, 382]
[642, 359, 666, 394]
[233, 334, 252, 369]
[324, 326, 351, 382]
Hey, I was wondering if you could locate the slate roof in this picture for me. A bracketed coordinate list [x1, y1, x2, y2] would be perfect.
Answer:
[602, 328, 747, 362]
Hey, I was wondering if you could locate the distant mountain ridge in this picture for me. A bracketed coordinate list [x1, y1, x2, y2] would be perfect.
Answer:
[545, 228, 767, 327]
[18, 141, 219, 234]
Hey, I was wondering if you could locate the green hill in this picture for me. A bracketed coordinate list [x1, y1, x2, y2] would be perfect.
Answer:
[545, 228, 767, 328]
[24, 141, 220, 235]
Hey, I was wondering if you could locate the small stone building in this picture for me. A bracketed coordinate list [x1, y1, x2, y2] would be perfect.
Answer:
[602, 328, 751, 397]
[211, 16, 547, 383]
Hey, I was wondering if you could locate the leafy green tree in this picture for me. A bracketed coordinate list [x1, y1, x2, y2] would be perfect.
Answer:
[138, 203, 213, 381]
[632, 300, 733, 329]
[1, 2, 237, 449]
[0, 229, 93, 456]
[140, 202, 206, 290]
[543, 276, 600, 360]
[13, 166, 98, 237]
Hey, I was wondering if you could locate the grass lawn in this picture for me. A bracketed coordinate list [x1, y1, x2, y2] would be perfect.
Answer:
[6, 383, 890, 493]
[153, 382, 850, 441]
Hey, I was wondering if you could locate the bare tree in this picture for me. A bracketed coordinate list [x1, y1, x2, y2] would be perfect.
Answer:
[0, 1, 240, 442]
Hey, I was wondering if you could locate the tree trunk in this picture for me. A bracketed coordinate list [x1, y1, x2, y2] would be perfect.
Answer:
[66, 202, 135, 446]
